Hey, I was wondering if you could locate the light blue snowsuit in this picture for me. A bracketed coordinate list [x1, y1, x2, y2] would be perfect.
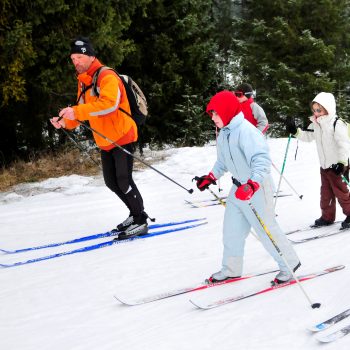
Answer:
[211, 112, 300, 277]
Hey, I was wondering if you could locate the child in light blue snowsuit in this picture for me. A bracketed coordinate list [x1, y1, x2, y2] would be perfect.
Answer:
[196, 91, 300, 283]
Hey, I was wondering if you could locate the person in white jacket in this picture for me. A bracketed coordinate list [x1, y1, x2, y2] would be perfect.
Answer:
[286, 92, 350, 229]
[195, 91, 300, 284]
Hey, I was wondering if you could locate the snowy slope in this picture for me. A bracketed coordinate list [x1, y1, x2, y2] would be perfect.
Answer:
[1, 138, 350, 350]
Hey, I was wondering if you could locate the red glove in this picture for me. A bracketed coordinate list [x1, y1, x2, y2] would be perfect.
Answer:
[195, 172, 217, 191]
[235, 180, 260, 201]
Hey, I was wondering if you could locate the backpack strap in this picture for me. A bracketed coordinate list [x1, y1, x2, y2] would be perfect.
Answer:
[75, 82, 94, 105]
[91, 66, 106, 97]
[333, 116, 348, 131]
[333, 116, 339, 131]
[91, 66, 133, 119]
[333, 116, 350, 168]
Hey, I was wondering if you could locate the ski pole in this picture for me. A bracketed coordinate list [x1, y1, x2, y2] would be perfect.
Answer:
[192, 176, 226, 206]
[249, 202, 320, 308]
[207, 187, 226, 206]
[215, 126, 224, 193]
[232, 178, 321, 309]
[274, 135, 292, 208]
[191, 177, 226, 206]
[75, 120, 194, 194]
[341, 174, 350, 187]
[271, 162, 303, 199]
[60, 127, 102, 169]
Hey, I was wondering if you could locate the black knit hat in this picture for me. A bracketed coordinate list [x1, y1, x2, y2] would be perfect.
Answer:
[236, 83, 254, 97]
[70, 36, 96, 56]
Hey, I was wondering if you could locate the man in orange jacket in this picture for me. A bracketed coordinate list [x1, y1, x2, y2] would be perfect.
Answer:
[50, 36, 148, 239]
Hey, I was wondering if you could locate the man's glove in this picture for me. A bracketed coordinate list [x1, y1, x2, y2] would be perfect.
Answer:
[286, 117, 297, 136]
[330, 163, 345, 175]
[235, 180, 260, 201]
[195, 172, 217, 191]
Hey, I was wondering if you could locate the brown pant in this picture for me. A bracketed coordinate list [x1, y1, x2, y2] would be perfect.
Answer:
[320, 167, 350, 222]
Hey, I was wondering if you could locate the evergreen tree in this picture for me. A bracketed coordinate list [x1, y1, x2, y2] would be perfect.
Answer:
[119, 0, 221, 146]
[0, 0, 150, 165]
[233, 0, 350, 133]
[0, 0, 243, 166]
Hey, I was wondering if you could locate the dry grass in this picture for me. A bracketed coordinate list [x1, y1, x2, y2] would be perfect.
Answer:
[0, 148, 101, 192]
[0, 146, 169, 193]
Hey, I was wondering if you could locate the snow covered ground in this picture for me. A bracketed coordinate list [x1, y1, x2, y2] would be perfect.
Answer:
[1, 137, 350, 349]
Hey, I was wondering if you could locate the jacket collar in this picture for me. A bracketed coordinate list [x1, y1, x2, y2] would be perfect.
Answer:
[77, 59, 103, 86]
[309, 113, 337, 126]
[86, 58, 103, 77]
[221, 112, 244, 131]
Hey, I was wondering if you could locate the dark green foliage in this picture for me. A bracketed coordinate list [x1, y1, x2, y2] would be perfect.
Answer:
[232, 0, 350, 134]
[0, 0, 151, 164]
[119, 0, 221, 146]
[3, 0, 350, 166]
[0, 0, 226, 165]
[173, 85, 214, 146]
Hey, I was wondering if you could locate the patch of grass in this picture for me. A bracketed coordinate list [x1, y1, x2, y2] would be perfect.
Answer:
[0, 148, 101, 192]
[0, 146, 170, 193]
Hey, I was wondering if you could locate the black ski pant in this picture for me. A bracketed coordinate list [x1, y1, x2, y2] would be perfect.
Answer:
[101, 144, 144, 222]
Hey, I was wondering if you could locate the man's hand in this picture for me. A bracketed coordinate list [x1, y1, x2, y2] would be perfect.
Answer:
[59, 107, 76, 120]
[50, 116, 66, 129]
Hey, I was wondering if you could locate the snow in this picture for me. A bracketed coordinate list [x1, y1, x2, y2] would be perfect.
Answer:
[1, 137, 350, 349]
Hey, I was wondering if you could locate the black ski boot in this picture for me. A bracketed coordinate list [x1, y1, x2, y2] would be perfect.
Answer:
[341, 216, 350, 230]
[116, 215, 134, 231]
[116, 223, 148, 240]
[115, 212, 152, 240]
[313, 217, 333, 227]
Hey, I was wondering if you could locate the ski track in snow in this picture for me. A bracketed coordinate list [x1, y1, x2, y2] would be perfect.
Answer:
[1, 139, 350, 349]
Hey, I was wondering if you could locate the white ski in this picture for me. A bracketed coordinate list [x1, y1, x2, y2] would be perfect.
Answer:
[316, 324, 350, 343]
[289, 227, 350, 244]
[308, 308, 350, 332]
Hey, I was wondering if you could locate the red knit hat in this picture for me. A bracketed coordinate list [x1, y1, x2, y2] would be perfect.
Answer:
[206, 91, 242, 126]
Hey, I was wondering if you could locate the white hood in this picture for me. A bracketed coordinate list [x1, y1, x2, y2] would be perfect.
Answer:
[312, 92, 336, 116]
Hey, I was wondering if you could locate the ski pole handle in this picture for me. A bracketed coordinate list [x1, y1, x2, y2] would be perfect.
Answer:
[232, 178, 241, 187]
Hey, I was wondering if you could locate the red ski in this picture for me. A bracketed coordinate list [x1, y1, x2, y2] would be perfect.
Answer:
[190, 265, 345, 309]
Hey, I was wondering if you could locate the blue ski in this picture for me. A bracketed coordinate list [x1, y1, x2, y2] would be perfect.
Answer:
[0, 218, 206, 254]
[0, 221, 207, 268]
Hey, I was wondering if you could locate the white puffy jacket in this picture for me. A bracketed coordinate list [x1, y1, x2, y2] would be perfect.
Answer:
[296, 92, 350, 169]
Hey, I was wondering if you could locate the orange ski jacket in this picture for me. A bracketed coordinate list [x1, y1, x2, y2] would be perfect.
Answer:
[65, 59, 137, 150]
